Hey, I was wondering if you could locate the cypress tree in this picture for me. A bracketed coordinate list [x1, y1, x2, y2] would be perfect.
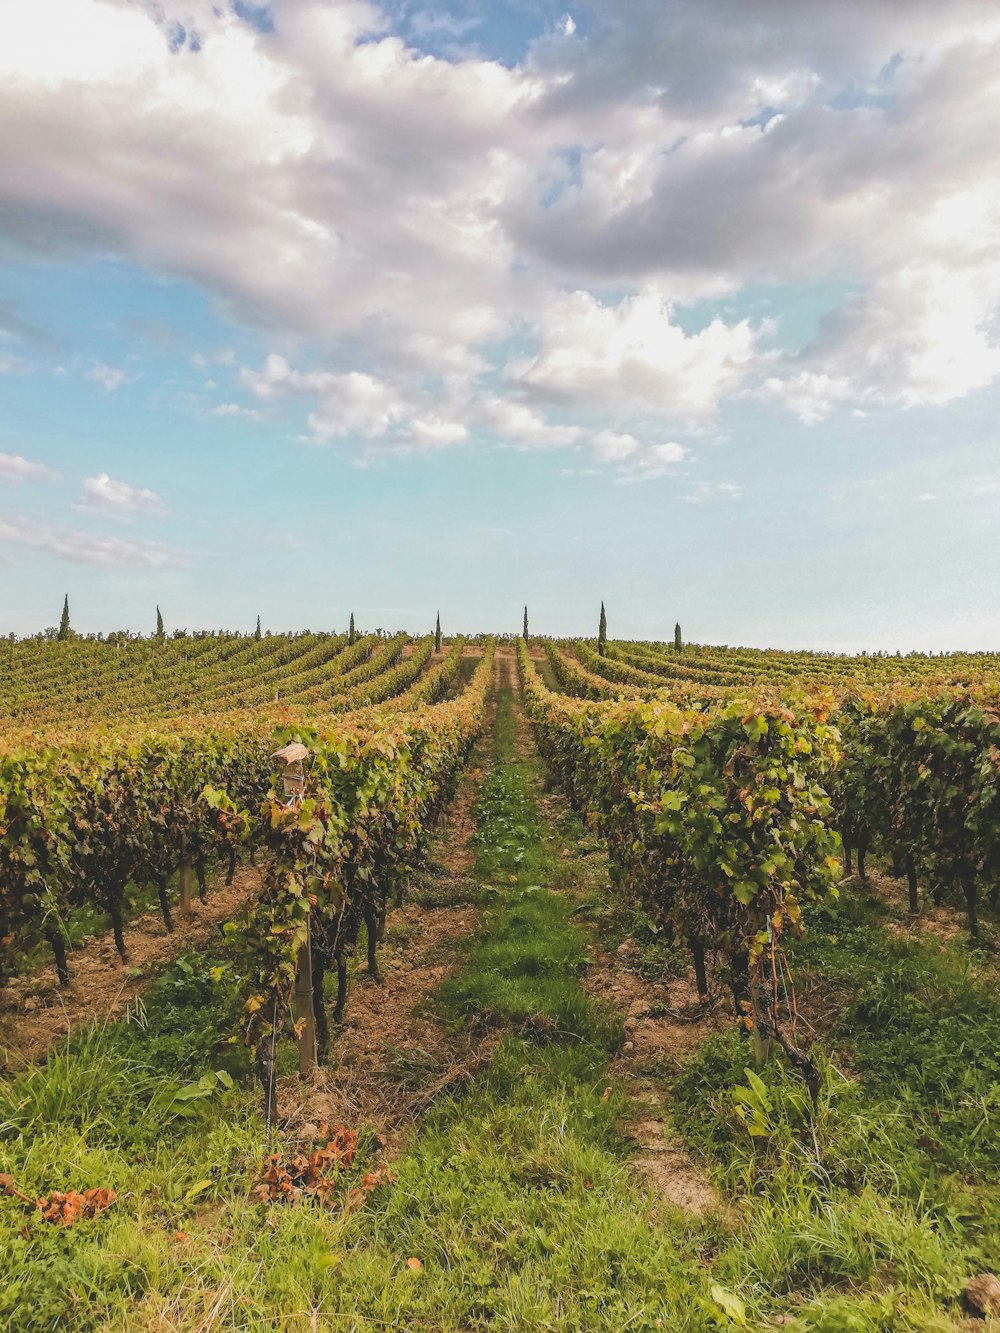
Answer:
[57, 594, 71, 641]
[155, 605, 164, 639]
[348, 612, 355, 647]
[598, 601, 607, 657]
[523, 605, 529, 643]
[255, 615, 262, 640]
[674, 622, 682, 653]
[435, 611, 442, 653]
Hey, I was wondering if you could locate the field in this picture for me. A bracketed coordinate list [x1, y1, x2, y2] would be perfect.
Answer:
[2, 629, 1000, 1332]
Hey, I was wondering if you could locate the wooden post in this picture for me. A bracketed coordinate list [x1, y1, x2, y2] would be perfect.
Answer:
[906, 853, 919, 915]
[751, 1026, 774, 1067]
[257, 999, 280, 1132]
[689, 937, 708, 1003]
[179, 839, 193, 915]
[295, 921, 317, 1077]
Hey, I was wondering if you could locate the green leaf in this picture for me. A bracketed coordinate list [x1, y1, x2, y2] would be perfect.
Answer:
[709, 1284, 747, 1325]
[743, 1067, 773, 1112]
[184, 1179, 216, 1202]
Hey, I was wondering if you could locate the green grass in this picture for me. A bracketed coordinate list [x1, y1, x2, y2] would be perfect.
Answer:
[372, 684, 721, 1330]
[798, 891, 1000, 1176]
[0, 684, 741, 1331]
[440, 684, 615, 1042]
[6, 683, 997, 1330]
[667, 886, 1000, 1330]
[0, 953, 263, 1330]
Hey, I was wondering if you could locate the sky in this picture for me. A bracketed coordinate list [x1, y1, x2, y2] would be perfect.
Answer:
[2, 0, 1000, 650]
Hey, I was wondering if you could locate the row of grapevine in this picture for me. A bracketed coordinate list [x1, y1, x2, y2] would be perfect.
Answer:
[0, 631, 351, 728]
[237, 641, 496, 1120]
[570, 641, 733, 702]
[833, 687, 1000, 934]
[0, 635, 458, 981]
[0, 630, 438, 737]
[541, 636, 1000, 976]
[0, 726, 269, 985]
[542, 642, 648, 701]
[518, 642, 841, 1101]
[591, 640, 1000, 933]
[0, 629, 494, 1114]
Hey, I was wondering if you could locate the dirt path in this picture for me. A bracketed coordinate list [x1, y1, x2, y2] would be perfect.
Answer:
[279, 659, 500, 1142]
[508, 652, 721, 1217]
[0, 868, 260, 1071]
[584, 944, 724, 1215]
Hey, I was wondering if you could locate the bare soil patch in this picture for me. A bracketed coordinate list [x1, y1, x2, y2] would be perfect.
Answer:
[0, 868, 259, 1071]
[279, 899, 500, 1147]
[859, 866, 966, 945]
[585, 943, 725, 1216]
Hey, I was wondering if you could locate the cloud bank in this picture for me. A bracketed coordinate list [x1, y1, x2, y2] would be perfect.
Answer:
[2, 0, 999, 477]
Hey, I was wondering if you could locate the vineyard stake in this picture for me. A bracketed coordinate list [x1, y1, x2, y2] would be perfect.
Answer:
[273, 740, 316, 1079]
[179, 840, 193, 916]
[295, 918, 317, 1076]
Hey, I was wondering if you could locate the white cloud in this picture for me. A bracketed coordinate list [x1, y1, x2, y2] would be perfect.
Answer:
[590, 431, 685, 481]
[306, 374, 407, 440]
[242, 353, 471, 449]
[407, 8, 480, 41]
[478, 395, 582, 449]
[241, 357, 402, 437]
[590, 429, 643, 463]
[0, 516, 178, 567]
[1, 0, 999, 451]
[73, 472, 164, 517]
[618, 442, 686, 482]
[507, 290, 760, 421]
[754, 372, 853, 425]
[0, 451, 58, 484]
[209, 402, 263, 419]
[760, 269, 1000, 421]
[240, 354, 324, 401]
[408, 416, 468, 447]
[684, 481, 743, 504]
[87, 362, 127, 392]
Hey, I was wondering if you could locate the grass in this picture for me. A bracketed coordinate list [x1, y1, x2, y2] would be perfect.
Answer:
[350, 685, 720, 1331]
[4, 680, 998, 1330]
[0, 953, 262, 1330]
[0, 684, 730, 1331]
[667, 885, 1000, 1330]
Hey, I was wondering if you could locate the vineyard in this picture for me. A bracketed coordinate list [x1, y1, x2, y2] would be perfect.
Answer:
[2, 628, 999, 1331]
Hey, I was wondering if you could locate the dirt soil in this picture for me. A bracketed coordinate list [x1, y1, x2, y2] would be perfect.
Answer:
[861, 865, 966, 944]
[277, 899, 500, 1146]
[0, 868, 260, 1072]
[584, 941, 725, 1216]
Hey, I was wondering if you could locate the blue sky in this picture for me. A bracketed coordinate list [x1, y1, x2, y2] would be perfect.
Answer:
[2, 0, 1000, 649]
